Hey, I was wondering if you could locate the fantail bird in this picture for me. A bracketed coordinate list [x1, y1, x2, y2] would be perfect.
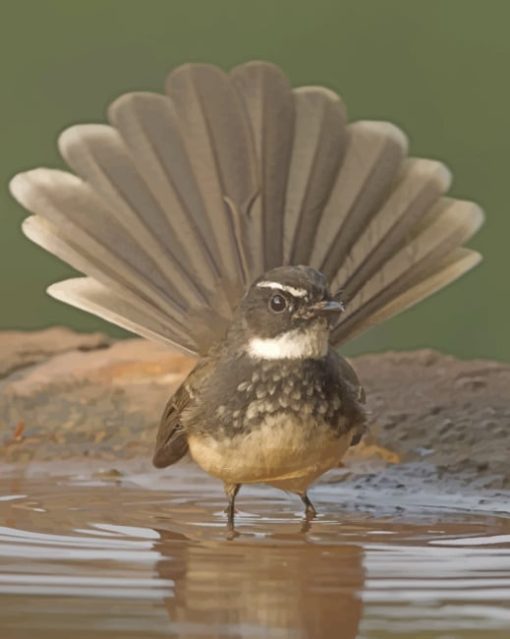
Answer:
[9, 62, 484, 533]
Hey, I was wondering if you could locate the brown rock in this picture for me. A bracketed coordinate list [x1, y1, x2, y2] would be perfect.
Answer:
[1, 331, 509, 488]
[0, 326, 110, 379]
[0, 332, 194, 462]
[353, 349, 510, 486]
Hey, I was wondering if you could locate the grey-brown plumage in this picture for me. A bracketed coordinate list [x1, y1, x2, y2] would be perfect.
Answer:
[9, 61, 484, 532]
[155, 266, 367, 530]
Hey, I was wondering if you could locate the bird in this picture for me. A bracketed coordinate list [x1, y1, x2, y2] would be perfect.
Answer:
[153, 265, 367, 530]
[9, 61, 484, 533]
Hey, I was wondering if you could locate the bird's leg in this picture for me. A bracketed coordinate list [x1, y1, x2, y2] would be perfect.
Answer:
[224, 483, 241, 535]
[299, 492, 317, 520]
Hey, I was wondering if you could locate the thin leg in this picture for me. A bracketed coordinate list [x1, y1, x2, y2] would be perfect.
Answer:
[299, 492, 317, 520]
[224, 483, 241, 535]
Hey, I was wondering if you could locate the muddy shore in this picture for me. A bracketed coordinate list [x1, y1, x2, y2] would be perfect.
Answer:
[1, 328, 509, 492]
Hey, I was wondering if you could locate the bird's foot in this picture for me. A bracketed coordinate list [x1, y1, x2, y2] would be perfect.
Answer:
[299, 492, 317, 521]
[305, 503, 317, 520]
[226, 523, 239, 541]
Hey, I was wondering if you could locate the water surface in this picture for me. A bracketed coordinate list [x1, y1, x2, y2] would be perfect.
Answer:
[1, 463, 509, 639]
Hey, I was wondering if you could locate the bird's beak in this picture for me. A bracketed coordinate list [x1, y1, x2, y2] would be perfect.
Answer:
[308, 299, 345, 319]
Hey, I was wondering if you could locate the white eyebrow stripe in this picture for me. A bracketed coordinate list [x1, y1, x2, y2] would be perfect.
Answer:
[256, 281, 308, 298]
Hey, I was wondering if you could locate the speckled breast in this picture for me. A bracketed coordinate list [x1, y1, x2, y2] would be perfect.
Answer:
[184, 352, 360, 488]
[199, 355, 351, 433]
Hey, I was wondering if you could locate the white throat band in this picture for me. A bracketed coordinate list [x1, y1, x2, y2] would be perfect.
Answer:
[247, 327, 328, 360]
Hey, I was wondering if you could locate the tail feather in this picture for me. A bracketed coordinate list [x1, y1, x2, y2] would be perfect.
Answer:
[22, 212, 232, 351]
[332, 248, 482, 344]
[21, 214, 137, 301]
[284, 87, 347, 265]
[164, 64, 259, 298]
[12, 171, 194, 317]
[9, 61, 484, 355]
[349, 199, 483, 307]
[48, 278, 197, 354]
[312, 121, 408, 279]
[107, 92, 225, 296]
[332, 158, 451, 297]
[230, 61, 295, 272]
[333, 199, 483, 345]
[58, 124, 213, 306]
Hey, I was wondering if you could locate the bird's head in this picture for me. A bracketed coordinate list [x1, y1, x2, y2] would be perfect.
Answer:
[231, 265, 344, 360]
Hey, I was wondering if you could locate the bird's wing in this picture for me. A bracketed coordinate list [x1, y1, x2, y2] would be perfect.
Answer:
[332, 353, 367, 447]
[10, 62, 483, 354]
[153, 358, 211, 468]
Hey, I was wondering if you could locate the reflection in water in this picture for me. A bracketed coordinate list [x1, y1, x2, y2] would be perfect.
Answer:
[155, 529, 364, 639]
[0, 465, 510, 639]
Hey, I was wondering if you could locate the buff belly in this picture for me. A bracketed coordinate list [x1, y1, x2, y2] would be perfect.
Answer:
[187, 415, 352, 492]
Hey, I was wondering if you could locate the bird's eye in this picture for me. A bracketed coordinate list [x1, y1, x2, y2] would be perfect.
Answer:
[269, 293, 287, 313]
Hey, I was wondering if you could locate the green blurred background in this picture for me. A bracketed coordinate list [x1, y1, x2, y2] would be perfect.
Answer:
[0, 0, 507, 359]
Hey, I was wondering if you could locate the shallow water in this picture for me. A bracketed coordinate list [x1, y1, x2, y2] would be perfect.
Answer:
[1, 463, 510, 639]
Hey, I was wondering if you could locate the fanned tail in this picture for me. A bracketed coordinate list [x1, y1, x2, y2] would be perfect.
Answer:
[9, 61, 484, 354]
